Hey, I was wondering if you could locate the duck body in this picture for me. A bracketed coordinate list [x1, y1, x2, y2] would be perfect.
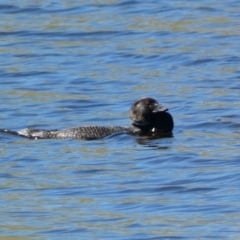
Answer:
[1, 97, 174, 140]
[17, 126, 130, 140]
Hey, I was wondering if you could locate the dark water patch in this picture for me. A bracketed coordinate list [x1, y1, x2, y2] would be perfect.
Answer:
[223, 55, 240, 64]
[73, 168, 107, 175]
[0, 4, 21, 14]
[154, 30, 172, 36]
[0, 30, 137, 41]
[15, 53, 62, 58]
[1, 70, 53, 78]
[181, 187, 217, 193]
[0, 4, 51, 14]
[187, 58, 216, 66]
[137, 237, 187, 240]
[38, 187, 87, 197]
[212, 34, 240, 40]
[70, 78, 92, 85]
[116, 1, 192, 16]
[5, 210, 51, 218]
[0, 173, 16, 179]
[12, 157, 42, 163]
[0, 3, 78, 15]
[154, 185, 186, 193]
[116, 0, 141, 7]
[188, 119, 240, 131]
[39, 228, 89, 235]
[196, 7, 219, 12]
[85, 216, 125, 223]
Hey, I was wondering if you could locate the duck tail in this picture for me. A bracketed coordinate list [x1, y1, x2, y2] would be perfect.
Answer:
[0, 129, 21, 137]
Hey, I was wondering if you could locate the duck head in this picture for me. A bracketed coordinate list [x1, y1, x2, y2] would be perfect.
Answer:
[129, 97, 174, 133]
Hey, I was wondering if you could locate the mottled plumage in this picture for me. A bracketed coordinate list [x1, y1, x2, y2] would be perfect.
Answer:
[17, 126, 129, 140]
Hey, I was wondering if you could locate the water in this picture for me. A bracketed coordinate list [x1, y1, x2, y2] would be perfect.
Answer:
[1, 0, 240, 239]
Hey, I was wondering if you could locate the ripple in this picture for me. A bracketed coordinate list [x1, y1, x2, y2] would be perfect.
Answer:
[1, 0, 240, 239]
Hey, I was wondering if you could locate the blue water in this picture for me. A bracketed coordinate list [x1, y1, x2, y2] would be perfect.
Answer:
[1, 0, 240, 239]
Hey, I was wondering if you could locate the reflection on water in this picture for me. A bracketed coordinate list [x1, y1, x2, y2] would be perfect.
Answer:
[1, 0, 240, 239]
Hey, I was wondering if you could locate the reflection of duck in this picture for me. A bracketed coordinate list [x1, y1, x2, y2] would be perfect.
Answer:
[0, 97, 174, 140]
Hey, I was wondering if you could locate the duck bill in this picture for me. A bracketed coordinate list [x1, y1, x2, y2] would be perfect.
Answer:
[152, 104, 168, 113]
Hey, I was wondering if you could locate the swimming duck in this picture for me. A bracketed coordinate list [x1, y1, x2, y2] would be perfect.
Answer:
[0, 97, 174, 140]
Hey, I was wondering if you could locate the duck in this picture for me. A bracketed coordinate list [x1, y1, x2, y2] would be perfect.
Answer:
[0, 97, 174, 140]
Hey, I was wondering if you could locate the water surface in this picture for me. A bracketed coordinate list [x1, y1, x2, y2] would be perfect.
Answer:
[1, 0, 240, 239]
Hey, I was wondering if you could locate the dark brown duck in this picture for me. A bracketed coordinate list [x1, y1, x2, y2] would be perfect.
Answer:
[0, 97, 174, 140]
